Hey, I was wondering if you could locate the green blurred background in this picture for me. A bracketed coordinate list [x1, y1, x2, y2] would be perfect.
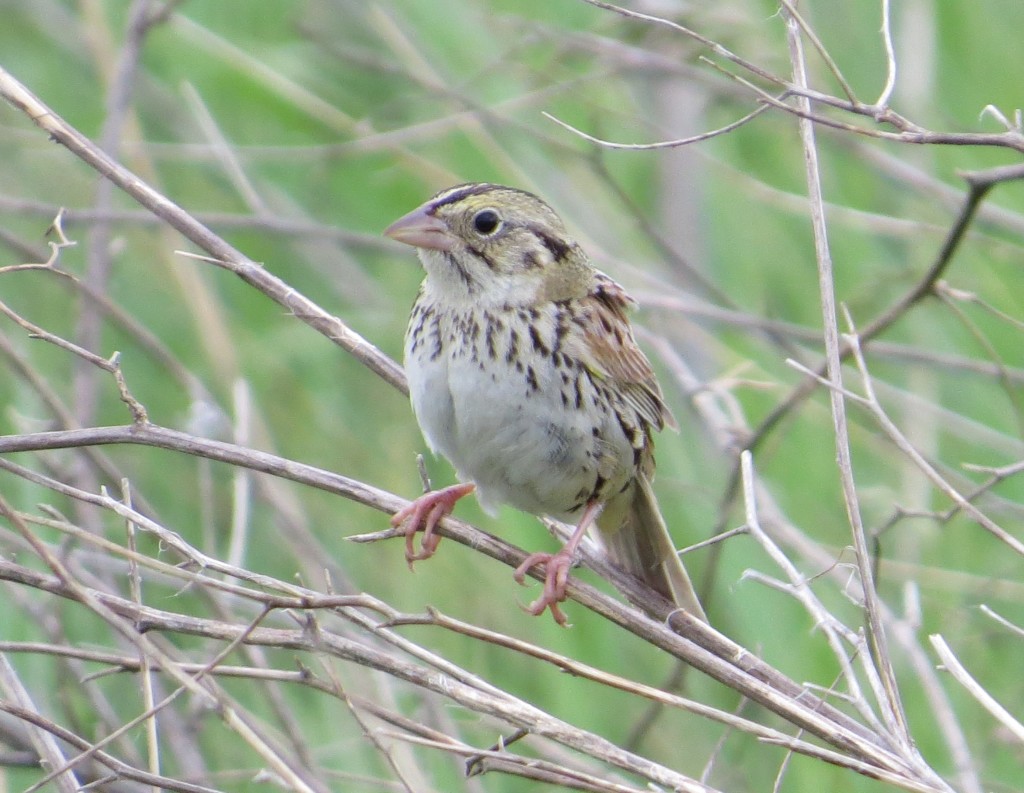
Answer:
[1, 1, 1023, 791]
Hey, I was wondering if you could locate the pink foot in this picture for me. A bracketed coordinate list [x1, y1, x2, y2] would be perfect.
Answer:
[514, 548, 577, 626]
[390, 483, 475, 568]
[512, 502, 603, 626]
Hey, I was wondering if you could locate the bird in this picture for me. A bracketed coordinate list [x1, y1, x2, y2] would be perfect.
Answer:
[383, 182, 706, 625]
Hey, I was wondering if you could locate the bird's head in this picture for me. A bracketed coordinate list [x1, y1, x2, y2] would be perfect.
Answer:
[384, 183, 593, 306]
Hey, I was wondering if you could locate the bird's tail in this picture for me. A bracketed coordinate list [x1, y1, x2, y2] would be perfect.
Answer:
[596, 474, 707, 622]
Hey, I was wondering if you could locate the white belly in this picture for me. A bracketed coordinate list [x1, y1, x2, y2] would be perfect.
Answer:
[405, 309, 633, 520]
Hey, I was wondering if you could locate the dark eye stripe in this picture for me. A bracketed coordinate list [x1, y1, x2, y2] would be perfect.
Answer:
[535, 229, 572, 262]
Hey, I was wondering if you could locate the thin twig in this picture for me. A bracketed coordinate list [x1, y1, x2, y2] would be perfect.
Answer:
[0, 65, 407, 394]
[779, 0, 857, 103]
[875, 0, 898, 107]
[542, 103, 772, 150]
[784, 9, 912, 747]
[121, 478, 161, 790]
[841, 326, 1024, 556]
[930, 635, 1024, 744]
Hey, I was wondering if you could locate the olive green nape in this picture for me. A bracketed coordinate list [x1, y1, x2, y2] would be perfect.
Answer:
[537, 255, 595, 303]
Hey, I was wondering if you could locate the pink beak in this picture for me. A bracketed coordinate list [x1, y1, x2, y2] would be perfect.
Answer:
[383, 205, 456, 251]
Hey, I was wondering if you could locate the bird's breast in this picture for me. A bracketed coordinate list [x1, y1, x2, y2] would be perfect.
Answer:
[404, 300, 636, 520]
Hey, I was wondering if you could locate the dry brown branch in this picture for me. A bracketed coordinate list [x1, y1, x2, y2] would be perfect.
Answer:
[783, 5, 911, 750]
[929, 635, 1024, 744]
[786, 319, 1024, 559]
[574, 0, 1024, 154]
[0, 65, 407, 395]
[0, 419, 956, 791]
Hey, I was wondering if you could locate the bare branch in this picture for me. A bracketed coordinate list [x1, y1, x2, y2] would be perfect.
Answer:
[930, 635, 1024, 744]
[0, 65, 407, 394]
[783, 8, 912, 746]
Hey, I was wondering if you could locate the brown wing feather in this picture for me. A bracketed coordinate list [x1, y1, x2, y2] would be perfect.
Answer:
[577, 274, 678, 432]
[574, 276, 703, 619]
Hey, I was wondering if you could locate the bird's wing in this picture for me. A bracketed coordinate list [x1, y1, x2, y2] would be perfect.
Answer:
[574, 273, 678, 432]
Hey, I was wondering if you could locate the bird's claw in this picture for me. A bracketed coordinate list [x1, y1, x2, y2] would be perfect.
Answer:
[514, 549, 577, 627]
[390, 483, 475, 569]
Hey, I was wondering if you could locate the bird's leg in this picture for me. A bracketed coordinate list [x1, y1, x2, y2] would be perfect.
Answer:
[514, 501, 604, 626]
[390, 483, 476, 569]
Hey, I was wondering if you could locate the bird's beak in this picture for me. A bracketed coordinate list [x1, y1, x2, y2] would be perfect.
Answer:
[383, 205, 456, 251]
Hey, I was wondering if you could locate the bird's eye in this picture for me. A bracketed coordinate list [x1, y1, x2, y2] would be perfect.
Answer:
[472, 209, 501, 236]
